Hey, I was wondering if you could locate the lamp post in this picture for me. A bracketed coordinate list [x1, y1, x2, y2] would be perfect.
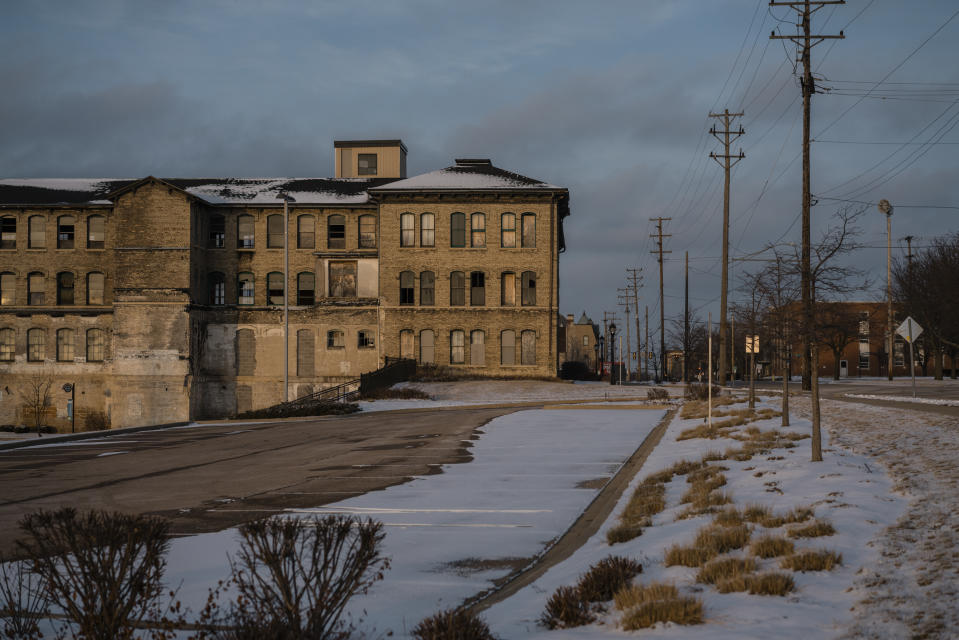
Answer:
[878, 199, 893, 381]
[609, 322, 617, 385]
[277, 193, 296, 402]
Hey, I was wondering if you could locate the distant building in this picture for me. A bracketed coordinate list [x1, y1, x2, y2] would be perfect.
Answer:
[0, 140, 570, 429]
[564, 312, 599, 372]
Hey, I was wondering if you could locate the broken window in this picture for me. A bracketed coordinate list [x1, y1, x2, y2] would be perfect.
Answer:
[450, 213, 466, 247]
[267, 272, 284, 305]
[471, 213, 485, 248]
[329, 261, 357, 298]
[501, 330, 515, 366]
[450, 329, 465, 364]
[420, 213, 434, 247]
[420, 329, 434, 364]
[521, 271, 536, 306]
[420, 271, 435, 306]
[400, 271, 414, 305]
[209, 272, 225, 305]
[209, 214, 225, 248]
[298, 215, 315, 249]
[57, 216, 75, 249]
[327, 330, 344, 349]
[237, 273, 255, 305]
[358, 215, 376, 248]
[56, 328, 74, 362]
[86, 329, 105, 362]
[358, 330, 375, 349]
[521, 330, 536, 365]
[297, 272, 315, 306]
[57, 272, 74, 305]
[470, 271, 485, 306]
[237, 215, 255, 249]
[450, 271, 465, 306]
[327, 215, 346, 249]
[470, 330, 485, 366]
[400, 213, 415, 247]
[501, 213, 516, 248]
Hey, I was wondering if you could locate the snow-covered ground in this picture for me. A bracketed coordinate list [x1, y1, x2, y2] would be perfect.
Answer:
[483, 395, 907, 639]
[843, 393, 959, 407]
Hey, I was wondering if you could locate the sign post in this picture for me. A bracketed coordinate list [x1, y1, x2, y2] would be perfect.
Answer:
[62, 382, 75, 433]
[896, 317, 923, 399]
[745, 335, 759, 408]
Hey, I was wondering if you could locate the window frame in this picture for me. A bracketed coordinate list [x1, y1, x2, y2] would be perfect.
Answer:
[357, 153, 377, 176]
[237, 272, 255, 305]
[450, 271, 466, 306]
[450, 329, 465, 364]
[470, 271, 485, 306]
[56, 328, 74, 362]
[328, 261, 357, 298]
[521, 271, 536, 306]
[209, 214, 225, 248]
[450, 213, 466, 248]
[327, 214, 346, 249]
[0, 328, 14, 362]
[297, 214, 315, 249]
[470, 329, 486, 366]
[470, 213, 486, 248]
[327, 330, 345, 350]
[400, 213, 415, 247]
[399, 329, 415, 360]
[501, 213, 516, 248]
[27, 328, 45, 362]
[28, 272, 45, 306]
[358, 330, 375, 349]
[521, 213, 536, 248]
[420, 213, 435, 247]
[1, 216, 16, 250]
[358, 214, 376, 248]
[237, 214, 255, 249]
[419, 271, 435, 306]
[57, 215, 75, 249]
[28, 216, 45, 249]
[266, 271, 285, 306]
[419, 329, 435, 364]
[86, 328, 105, 362]
[0, 272, 14, 306]
[501, 272, 516, 306]
[86, 215, 105, 249]
[209, 272, 225, 306]
[296, 272, 315, 306]
[399, 271, 415, 305]
[56, 271, 75, 305]
[501, 329, 516, 366]
[266, 214, 285, 249]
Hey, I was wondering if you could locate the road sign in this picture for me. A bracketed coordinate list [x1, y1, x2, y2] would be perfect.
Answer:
[745, 335, 759, 354]
[895, 317, 923, 343]
[62, 383, 73, 393]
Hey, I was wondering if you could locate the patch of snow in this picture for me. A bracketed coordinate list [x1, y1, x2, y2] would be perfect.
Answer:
[371, 168, 559, 190]
[95, 451, 128, 457]
[0, 178, 120, 192]
[844, 393, 959, 407]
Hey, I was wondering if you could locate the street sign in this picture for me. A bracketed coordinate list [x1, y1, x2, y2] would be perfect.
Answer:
[745, 335, 759, 354]
[896, 317, 923, 343]
[62, 383, 73, 393]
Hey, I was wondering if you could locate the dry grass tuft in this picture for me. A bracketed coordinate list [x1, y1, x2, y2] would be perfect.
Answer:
[695, 524, 752, 554]
[701, 450, 726, 463]
[622, 482, 666, 524]
[787, 519, 836, 539]
[745, 572, 795, 596]
[606, 522, 645, 545]
[761, 506, 815, 529]
[540, 586, 595, 629]
[576, 556, 643, 603]
[696, 557, 756, 585]
[781, 549, 843, 572]
[614, 582, 704, 630]
[680, 395, 738, 419]
[664, 544, 716, 567]
[750, 535, 795, 559]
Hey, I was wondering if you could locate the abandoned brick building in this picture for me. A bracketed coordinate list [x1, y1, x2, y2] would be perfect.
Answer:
[0, 140, 570, 429]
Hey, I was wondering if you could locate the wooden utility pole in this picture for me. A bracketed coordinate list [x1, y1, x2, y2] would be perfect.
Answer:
[644, 305, 649, 381]
[650, 217, 671, 381]
[684, 252, 690, 383]
[618, 288, 632, 377]
[771, 0, 845, 461]
[904, 235, 914, 270]
[626, 267, 643, 380]
[708, 109, 744, 386]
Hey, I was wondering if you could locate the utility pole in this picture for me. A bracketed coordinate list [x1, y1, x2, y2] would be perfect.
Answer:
[903, 235, 914, 270]
[618, 288, 632, 378]
[650, 217, 672, 381]
[645, 305, 649, 381]
[708, 109, 745, 386]
[603, 311, 617, 379]
[626, 267, 643, 381]
[771, 0, 845, 461]
[684, 252, 690, 384]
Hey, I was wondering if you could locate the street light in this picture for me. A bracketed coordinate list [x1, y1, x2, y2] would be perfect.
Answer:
[610, 324, 618, 384]
[277, 192, 296, 402]
[878, 199, 893, 381]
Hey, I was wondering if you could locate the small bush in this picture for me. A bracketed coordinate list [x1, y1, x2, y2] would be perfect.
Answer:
[701, 450, 726, 463]
[0, 557, 48, 640]
[667, 459, 706, 477]
[83, 409, 111, 431]
[787, 519, 836, 539]
[236, 400, 359, 420]
[781, 550, 843, 572]
[576, 556, 643, 602]
[684, 384, 723, 401]
[540, 586, 594, 629]
[411, 608, 496, 640]
[646, 387, 670, 401]
[761, 506, 814, 529]
[606, 522, 645, 545]
[664, 545, 715, 567]
[360, 386, 432, 400]
[619, 595, 704, 630]
[745, 572, 795, 596]
[696, 557, 756, 585]
[750, 535, 795, 559]
[695, 524, 751, 554]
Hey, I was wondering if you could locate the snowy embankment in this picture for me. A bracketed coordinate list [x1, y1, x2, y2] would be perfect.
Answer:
[844, 393, 959, 407]
[484, 395, 907, 639]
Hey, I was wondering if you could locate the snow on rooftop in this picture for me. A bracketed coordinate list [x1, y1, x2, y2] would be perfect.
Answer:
[371, 159, 561, 191]
[0, 178, 121, 193]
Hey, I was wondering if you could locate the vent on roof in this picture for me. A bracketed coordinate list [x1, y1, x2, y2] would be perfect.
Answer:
[454, 158, 492, 167]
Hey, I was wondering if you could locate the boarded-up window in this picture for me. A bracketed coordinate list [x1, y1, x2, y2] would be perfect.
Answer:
[0, 273, 12, 306]
[358, 215, 376, 248]
[450, 271, 465, 306]
[521, 213, 536, 247]
[521, 330, 536, 365]
[470, 272, 485, 306]
[501, 330, 515, 366]
[56, 328, 74, 362]
[521, 271, 536, 306]
[450, 213, 466, 247]
[400, 213, 415, 247]
[29, 216, 45, 249]
[501, 272, 516, 306]
[400, 271, 414, 305]
[86, 328, 105, 362]
[88, 272, 105, 305]
[329, 261, 357, 298]
[420, 213, 435, 247]
[450, 330, 465, 364]
[57, 272, 74, 305]
[420, 329, 435, 364]
[298, 215, 315, 249]
[470, 330, 485, 366]
[501, 213, 516, 248]
[87, 215, 105, 249]
[236, 385, 253, 414]
[236, 329, 256, 376]
[400, 329, 414, 360]
[328, 215, 345, 249]
[297, 329, 314, 377]
[420, 271, 434, 306]
[267, 214, 284, 248]
[297, 272, 315, 306]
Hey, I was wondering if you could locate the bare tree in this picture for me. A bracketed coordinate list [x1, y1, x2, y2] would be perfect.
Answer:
[733, 271, 769, 409]
[17, 371, 54, 437]
[754, 254, 800, 426]
[816, 303, 861, 380]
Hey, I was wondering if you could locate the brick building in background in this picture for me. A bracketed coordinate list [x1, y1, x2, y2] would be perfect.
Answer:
[0, 140, 570, 429]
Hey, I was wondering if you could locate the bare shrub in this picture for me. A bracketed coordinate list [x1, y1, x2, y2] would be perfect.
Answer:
[696, 557, 756, 585]
[83, 409, 111, 432]
[540, 586, 594, 629]
[762, 506, 814, 529]
[781, 549, 843, 572]
[224, 515, 389, 639]
[745, 572, 795, 596]
[360, 387, 432, 401]
[615, 581, 704, 630]
[701, 450, 726, 463]
[17, 508, 170, 640]
[750, 535, 795, 559]
[664, 545, 715, 568]
[411, 608, 496, 640]
[606, 522, 645, 545]
[0, 557, 48, 640]
[646, 387, 670, 401]
[787, 519, 836, 539]
[683, 384, 723, 401]
[576, 556, 643, 602]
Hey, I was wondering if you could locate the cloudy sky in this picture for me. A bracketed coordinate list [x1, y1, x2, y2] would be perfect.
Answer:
[3, 0, 958, 354]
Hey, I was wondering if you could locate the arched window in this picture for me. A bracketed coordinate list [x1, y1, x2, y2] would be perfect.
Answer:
[420, 213, 435, 247]
[450, 271, 465, 306]
[235, 329, 256, 375]
[358, 215, 376, 248]
[87, 215, 105, 249]
[328, 214, 345, 249]
[27, 328, 45, 362]
[57, 272, 74, 305]
[56, 328, 74, 362]
[501, 330, 515, 366]
[521, 271, 536, 306]
[28, 216, 46, 249]
[297, 215, 315, 249]
[420, 271, 435, 306]
[0, 272, 14, 305]
[209, 214, 225, 248]
[0, 216, 16, 249]
[267, 272, 284, 305]
[327, 330, 345, 349]
[296, 329, 314, 377]
[470, 213, 486, 248]
[501, 272, 516, 306]
[470, 272, 485, 306]
[399, 271, 415, 305]
[521, 213, 536, 248]
[267, 214, 284, 248]
[521, 330, 537, 365]
[400, 213, 415, 247]
[400, 329, 414, 360]
[237, 273, 254, 305]
[86, 328, 105, 362]
[237, 214, 255, 248]
[450, 213, 466, 248]
[57, 215, 75, 249]
[296, 272, 315, 306]
[0, 328, 14, 361]
[209, 272, 225, 305]
[470, 330, 485, 366]
[28, 272, 45, 305]
[450, 329, 465, 364]
[87, 272, 105, 305]
[420, 329, 435, 364]
[501, 213, 516, 248]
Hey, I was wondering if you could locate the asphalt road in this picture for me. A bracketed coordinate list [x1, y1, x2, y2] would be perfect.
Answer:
[0, 406, 519, 557]
[750, 377, 959, 417]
